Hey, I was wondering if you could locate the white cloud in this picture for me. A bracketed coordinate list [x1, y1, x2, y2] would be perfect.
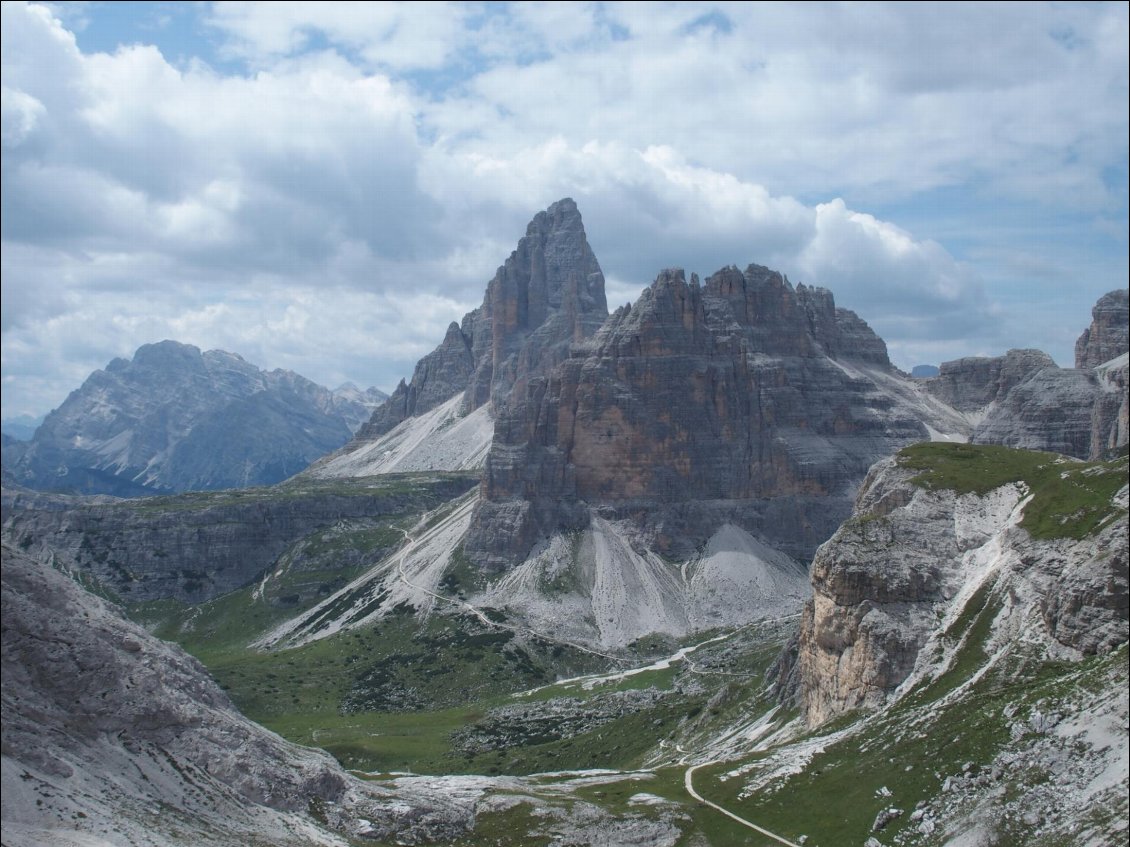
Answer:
[0, 87, 46, 146]
[206, 1, 469, 71]
[1, 1, 1126, 416]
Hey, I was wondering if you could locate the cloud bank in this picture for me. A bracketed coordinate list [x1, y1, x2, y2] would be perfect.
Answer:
[2, 1, 1126, 417]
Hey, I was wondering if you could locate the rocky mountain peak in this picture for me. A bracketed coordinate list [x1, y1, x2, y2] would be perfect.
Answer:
[474, 196, 607, 408]
[1075, 288, 1130, 369]
[132, 339, 209, 368]
[350, 199, 609, 440]
[922, 290, 1130, 460]
[3, 341, 367, 495]
[466, 260, 934, 571]
[925, 348, 1056, 412]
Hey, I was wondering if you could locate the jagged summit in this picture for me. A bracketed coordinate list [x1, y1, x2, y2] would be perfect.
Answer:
[355, 198, 608, 441]
[466, 261, 957, 571]
[921, 290, 1130, 461]
[1075, 289, 1129, 369]
[2, 341, 376, 496]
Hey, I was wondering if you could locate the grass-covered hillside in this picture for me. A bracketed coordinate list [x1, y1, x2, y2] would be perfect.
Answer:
[898, 441, 1127, 539]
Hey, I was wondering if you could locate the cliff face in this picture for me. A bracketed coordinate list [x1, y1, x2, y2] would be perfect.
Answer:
[925, 292, 1130, 461]
[357, 322, 476, 441]
[970, 367, 1101, 459]
[1, 475, 477, 604]
[1092, 354, 1130, 459]
[0, 543, 473, 846]
[354, 198, 608, 440]
[466, 265, 942, 570]
[477, 196, 609, 411]
[925, 349, 1055, 412]
[789, 445, 1128, 727]
[1075, 289, 1130, 369]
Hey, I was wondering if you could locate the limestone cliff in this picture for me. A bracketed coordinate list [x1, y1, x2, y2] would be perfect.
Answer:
[356, 320, 476, 441]
[789, 444, 1128, 727]
[924, 349, 1054, 412]
[353, 198, 608, 440]
[1075, 289, 1129, 369]
[466, 265, 961, 570]
[1091, 354, 1129, 459]
[926, 291, 1130, 461]
[1, 474, 477, 604]
[970, 367, 1101, 458]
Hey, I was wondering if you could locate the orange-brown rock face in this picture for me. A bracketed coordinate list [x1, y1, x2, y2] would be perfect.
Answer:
[467, 264, 932, 570]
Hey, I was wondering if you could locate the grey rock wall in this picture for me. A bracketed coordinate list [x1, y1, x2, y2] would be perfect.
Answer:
[970, 367, 1100, 459]
[1, 474, 477, 604]
[925, 349, 1055, 412]
[1075, 289, 1129, 369]
[467, 264, 933, 570]
[353, 198, 609, 440]
[788, 452, 1128, 727]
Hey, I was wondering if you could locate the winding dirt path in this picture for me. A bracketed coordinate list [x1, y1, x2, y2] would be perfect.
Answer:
[683, 760, 802, 847]
[397, 519, 802, 844]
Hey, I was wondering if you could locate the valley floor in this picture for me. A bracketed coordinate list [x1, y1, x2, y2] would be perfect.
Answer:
[137, 567, 1129, 847]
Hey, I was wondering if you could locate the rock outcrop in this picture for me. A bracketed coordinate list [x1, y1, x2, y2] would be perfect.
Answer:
[970, 367, 1101, 459]
[354, 198, 608, 440]
[466, 265, 962, 570]
[1, 474, 477, 604]
[788, 445, 1128, 727]
[1075, 289, 1129, 369]
[4, 341, 385, 496]
[923, 292, 1130, 461]
[357, 321, 477, 439]
[924, 348, 1055, 412]
[1078, 291, 1130, 459]
[1091, 354, 1129, 459]
[0, 543, 474, 846]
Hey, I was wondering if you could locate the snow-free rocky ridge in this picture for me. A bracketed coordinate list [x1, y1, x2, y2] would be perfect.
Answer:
[2, 340, 387, 496]
[0, 542, 477, 847]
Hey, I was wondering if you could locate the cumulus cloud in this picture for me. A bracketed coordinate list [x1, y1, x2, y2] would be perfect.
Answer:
[1, 1, 1126, 417]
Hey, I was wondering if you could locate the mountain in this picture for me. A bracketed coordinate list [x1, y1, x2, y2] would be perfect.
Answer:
[329, 382, 389, 432]
[2, 473, 477, 605]
[309, 197, 608, 478]
[0, 414, 44, 441]
[787, 442, 1127, 725]
[923, 290, 1130, 461]
[272, 259, 972, 651]
[465, 264, 968, 571]
[3, 200, 1128, 846]
[1075, 289, 1129, 369]
[3, 341, 385, 496]
[753, 442, 1128, 846]
[7, 446, 1123, 847]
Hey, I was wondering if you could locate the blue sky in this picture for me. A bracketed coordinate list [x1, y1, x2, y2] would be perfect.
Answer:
[2, 1, 1127, 418]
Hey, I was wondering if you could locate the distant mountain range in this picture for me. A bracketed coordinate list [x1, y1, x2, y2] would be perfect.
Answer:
[0, 414, 44, 441]
[1, 342, 386, 496]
